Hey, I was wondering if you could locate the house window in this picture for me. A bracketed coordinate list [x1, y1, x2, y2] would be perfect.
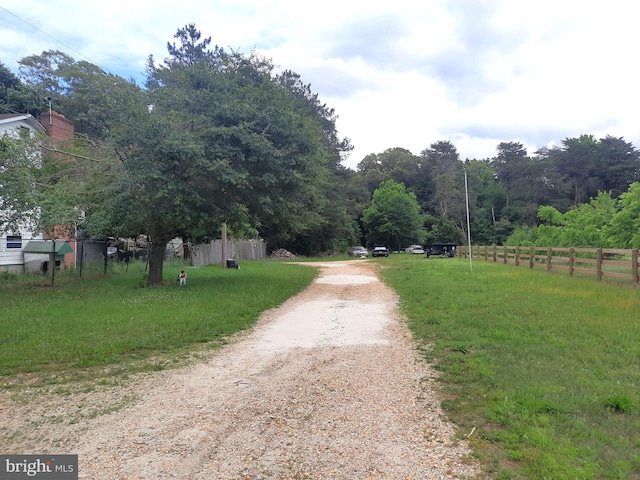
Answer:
[6, 235, 22, 249]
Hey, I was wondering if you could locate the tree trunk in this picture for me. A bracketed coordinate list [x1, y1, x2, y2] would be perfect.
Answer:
[147, 239, 168, 286]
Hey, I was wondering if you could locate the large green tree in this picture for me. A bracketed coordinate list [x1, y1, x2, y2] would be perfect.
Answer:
[362, 179, 424, 250]
[533, 135, 639, 212]
[17, 51, 139, 139]
[552, 134, 601, 206]
[607, 182, 640, 248]
[420, 141, 464, 220]
[85, 25, 341, 285]
[596, 136, 640, 198]
[355, 147, 434, 223]
[18, 50, 75, 97]
[492, 142, 528, 207]
[463, 159, 507, 244]
[0, 62, 44, 116]
[0, 124, 87, 237]
[0, 132, 41, 233]
[535, 192, 617, 247]
[265, 69, 357, 253]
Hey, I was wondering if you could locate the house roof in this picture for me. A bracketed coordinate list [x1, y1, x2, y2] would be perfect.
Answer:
[0, 113, 47, 134]
[22, 240, 73, 254]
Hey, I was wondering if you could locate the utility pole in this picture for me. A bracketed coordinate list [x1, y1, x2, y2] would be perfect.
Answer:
[464, 167, 473, 272]
[51, 240, 56, 287]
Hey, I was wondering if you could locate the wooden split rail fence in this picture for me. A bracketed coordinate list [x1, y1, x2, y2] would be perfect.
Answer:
[458, 245, 640, 285]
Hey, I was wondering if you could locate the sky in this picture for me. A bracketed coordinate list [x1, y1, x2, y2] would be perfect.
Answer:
[1, 0, 639, 170]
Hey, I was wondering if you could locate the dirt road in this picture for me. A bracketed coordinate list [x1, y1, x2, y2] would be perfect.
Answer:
[1, 261, 479, 479]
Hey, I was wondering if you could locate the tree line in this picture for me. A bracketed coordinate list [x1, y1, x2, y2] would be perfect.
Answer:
[356, 137, 639, 249]
[2, 24, 639, 285]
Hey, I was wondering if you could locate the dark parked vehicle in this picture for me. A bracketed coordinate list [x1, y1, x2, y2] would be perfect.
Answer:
[425, 243, 457, 257]
[372, 246, 390, 257]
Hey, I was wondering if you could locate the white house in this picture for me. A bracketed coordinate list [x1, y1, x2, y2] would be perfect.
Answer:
[0, 113, 47, 136]
[0, 113, 47, 273]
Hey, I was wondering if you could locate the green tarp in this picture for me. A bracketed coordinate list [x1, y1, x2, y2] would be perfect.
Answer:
[22, 240, 73, 254]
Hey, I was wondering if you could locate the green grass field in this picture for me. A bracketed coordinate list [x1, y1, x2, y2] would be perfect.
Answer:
[380, 255, 640, 480]
[1, 255, 639, 478]
[0, 260, 318, 376]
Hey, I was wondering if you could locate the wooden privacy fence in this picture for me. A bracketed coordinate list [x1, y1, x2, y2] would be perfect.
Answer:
[459, 245, 640, 285]
[191, 239, 266, 267]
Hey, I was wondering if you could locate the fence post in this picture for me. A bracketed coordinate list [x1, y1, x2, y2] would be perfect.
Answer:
[546, 247, 552, 273]
[493, 245, 497, 262]
[515, 246, 520, 266]
[529, 246, 535, 269]
[596, 248, 603, 281]
[633, 249, 639, 284]
[569, 247, 575, 277]
[503, 245, 508, 264]
[51, 240, 56, 287]
[221, 222, 227, 269]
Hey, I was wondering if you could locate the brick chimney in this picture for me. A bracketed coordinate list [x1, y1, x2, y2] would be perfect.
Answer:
[40, 110, 75, 147]
[39, 110, 77, 265]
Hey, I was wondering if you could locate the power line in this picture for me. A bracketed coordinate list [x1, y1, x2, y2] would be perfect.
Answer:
[0, 7, 123, 141]
[0, 6, 102, 68]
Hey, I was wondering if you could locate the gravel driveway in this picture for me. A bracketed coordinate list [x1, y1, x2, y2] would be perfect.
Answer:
[1, 261, 479, 479]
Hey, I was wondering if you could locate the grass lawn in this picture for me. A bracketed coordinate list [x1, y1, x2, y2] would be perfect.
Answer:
[379, 254, 640, 480]
[0, 260, 318, 378]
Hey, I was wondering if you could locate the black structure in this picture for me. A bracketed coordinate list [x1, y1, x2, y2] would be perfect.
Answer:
[425, 243, 457, 257]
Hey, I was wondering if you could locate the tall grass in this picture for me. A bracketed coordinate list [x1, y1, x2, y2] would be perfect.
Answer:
[0, 260, 317, 376]
[381, 255, 640, 479]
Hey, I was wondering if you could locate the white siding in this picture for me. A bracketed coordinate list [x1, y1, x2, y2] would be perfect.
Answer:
[1, 115, 47, 272]
[0, 230, 44, 273]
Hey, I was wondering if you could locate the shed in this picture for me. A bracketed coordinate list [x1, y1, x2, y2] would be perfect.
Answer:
[22, 240, 73, 255]
[425, 243, 457, 257]
[22, 240, 73, 272]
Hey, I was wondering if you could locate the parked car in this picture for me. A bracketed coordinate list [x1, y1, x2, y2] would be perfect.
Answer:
[405, 244, 425, 255]
[349, 246, 368, 258]
[372, 246, 390, 257]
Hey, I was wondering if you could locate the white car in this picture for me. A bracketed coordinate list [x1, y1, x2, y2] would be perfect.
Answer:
[349, 246, 368, 258]
[405, 245, 425, 255]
